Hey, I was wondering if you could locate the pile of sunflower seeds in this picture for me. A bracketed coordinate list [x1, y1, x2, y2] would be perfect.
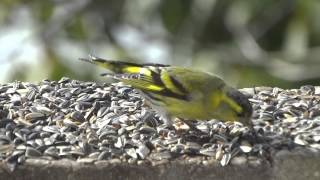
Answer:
[0, 78, 319, 171]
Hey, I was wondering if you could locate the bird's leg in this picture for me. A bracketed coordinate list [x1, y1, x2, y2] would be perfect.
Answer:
[176, 118, 204, 133]
[243, 120, 268, 144]
[159, 113, 176, 130]
[247, 121, 273, 165]
[159, 114, 203, 134]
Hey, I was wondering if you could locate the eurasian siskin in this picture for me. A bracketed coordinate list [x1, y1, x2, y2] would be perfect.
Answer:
[79, 55, 253, 128]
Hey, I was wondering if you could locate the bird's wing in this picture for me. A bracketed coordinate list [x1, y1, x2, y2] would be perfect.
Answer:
[101, 67, 190, 101]
[80, 55, 190, 100]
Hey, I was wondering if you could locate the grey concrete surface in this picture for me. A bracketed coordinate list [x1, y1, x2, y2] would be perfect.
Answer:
[1, 148, 319, 180]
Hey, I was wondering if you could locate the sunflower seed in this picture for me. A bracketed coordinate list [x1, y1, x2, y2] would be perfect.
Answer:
[220, 153, 231, 166]
[136, 144, 150, 159]
[25, 147, 42, 157]
[0, 79, 319, 168]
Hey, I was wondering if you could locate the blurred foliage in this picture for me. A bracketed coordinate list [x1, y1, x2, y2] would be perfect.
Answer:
[0, 0, 320, 88]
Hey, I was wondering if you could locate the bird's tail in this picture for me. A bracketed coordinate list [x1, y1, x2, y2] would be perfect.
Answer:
[79, 55, 146, 74]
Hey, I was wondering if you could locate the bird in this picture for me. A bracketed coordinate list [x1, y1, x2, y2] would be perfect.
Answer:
[79, 55, 253, 129]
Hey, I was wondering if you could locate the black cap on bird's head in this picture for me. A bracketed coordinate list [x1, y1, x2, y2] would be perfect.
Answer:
[226, 88, 253, 125]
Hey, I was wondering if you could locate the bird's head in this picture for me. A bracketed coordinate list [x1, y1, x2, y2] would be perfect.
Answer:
[225, 88, 253, 125]
[210, 88, 253, 126]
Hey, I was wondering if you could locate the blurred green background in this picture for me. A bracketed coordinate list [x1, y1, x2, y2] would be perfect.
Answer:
[0, 0, 319, 88]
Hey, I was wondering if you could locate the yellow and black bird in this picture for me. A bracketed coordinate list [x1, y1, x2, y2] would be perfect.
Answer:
[79, 55, 252, 128]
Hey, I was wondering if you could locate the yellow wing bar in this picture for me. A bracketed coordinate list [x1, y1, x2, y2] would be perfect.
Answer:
[80, 55, 189, 100]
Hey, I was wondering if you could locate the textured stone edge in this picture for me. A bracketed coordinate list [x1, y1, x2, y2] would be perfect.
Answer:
[0, 159, 271, 180]
[2, 148, 320, 180]
[272, 147, 320, 180]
